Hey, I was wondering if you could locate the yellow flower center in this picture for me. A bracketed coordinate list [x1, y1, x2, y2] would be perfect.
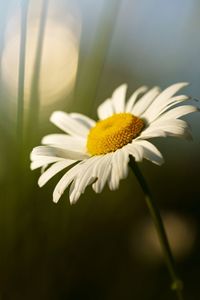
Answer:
[87, 113, 144, 155]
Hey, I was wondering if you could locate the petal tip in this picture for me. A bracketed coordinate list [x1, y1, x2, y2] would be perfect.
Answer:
[50, 111, 63, 123]
[53, 192, 60, 203]
[53, 197, 59, 204]
[38, 179, 43, 188]
[69, 194, 80, 205]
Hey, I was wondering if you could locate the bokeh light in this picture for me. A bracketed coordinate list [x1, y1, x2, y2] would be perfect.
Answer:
[1, 1, 80, 109]
[132, 212, 197, 263]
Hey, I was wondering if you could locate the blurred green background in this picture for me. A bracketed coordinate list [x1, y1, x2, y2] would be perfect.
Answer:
[0, 0, 200, 299]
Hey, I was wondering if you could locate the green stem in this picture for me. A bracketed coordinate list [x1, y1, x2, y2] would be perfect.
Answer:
[129, 157, 184, 300]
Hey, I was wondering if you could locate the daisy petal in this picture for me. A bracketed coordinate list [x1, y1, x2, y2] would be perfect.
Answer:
[53, 161, 85, 203]
[160, 125, 192, 139]
[30, 157, 63, 170]
[153, 95, 189, 118]
[111, 84, 127, 113]
[31, 146, 88, 161]
[143, 82, 189, 122]
[50, 111, 89, 137]
[137, 129, 167, 139]
[42, 134, 86, 153]
[139, 119, 192, 140]
[132, 86, 160, 116]
[97, 99, 114, 120]
[155, 105, 198, 121]
[166, 127, 192, 139]
[125, 86, 148, 112]
[108, 152, 120, 191]
[116, 149, 129, 179]
[69, 113, 96, 128]
[108, 150, 129, 190]
[155, 82, 189, 101]
[134, 140, 164, 165]
[92, 154, 112, 193]
[124, 143, 144, 162]
[38, 160, 76, 187]
[146, 118, 188, 130]
[69, 156, 100, 204]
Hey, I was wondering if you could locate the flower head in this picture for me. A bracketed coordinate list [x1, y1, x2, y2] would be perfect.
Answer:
[30, 83, 197, 204]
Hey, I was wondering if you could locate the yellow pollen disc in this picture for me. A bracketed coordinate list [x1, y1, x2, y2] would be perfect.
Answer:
[87, 113, 144, 155]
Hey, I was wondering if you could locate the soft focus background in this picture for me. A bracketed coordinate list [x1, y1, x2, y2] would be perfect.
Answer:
[1, 0, 200, 299]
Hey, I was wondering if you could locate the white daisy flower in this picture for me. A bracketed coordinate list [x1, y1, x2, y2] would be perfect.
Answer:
[30, 83, 197, 204]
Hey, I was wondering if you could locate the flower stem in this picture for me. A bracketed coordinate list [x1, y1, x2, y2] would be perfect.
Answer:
[129, 157, 184, 300]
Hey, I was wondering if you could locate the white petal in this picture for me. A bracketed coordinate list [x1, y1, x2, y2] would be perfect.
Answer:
[41, 164, 48, 173]
[154, 105, 198, 121]
[116, 149, 129, 179]
[155, 82, 189, 100]
[125, 86, 148, 112]
[158, 125, 191, 139]
[142, 83, 189, 122]
[69, 156, 100, 204]
[108, 150, 129, 191]
[153, 95, 189, 117]
[146, 118, 188, 130]
[137, 129, 167, 139]
[69, 176, 95, 204]
[111, 84, 127, 113]
[53, 161, 85, 203]
[142, 95, 189, 123]
[167, 127, 192, 139]
[124, 143, 144, 162]
[97, 99, 114, 120]
[30, 157, 63, 170]
[139, 119, 192, 140]
[132, 86, 160, 116]
[92, 154, 112, 193]
[50, 111, 90, 137]
[31, 146, 88, 161]
[69, 112, 96, 128]
[108, 152, 120, 191]
[133, 140, 164, 165]
[42, 134, 87, 153]
[38, 160, 76, 187]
